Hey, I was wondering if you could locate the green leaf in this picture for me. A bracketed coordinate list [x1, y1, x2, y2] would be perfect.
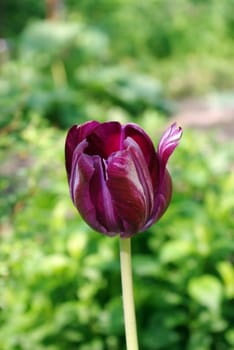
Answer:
[160, 240, 194, 263]
[188, 275, 223, 311]
[217, 261, 234, 298]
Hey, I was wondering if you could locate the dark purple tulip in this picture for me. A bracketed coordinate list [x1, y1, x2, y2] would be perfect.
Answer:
[65, 121, 182, 238]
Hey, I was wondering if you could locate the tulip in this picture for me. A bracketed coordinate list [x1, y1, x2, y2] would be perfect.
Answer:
[65, 121, 182, 238]
[65, 120, 182, 350]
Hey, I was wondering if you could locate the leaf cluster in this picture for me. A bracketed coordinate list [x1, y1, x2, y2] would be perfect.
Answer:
[0, 120, 233, 350]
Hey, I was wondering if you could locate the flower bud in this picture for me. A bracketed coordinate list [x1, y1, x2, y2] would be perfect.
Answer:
[65, 121, 182, 237]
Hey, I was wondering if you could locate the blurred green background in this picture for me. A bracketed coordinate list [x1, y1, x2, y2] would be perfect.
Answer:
[0, 1, 234, 349]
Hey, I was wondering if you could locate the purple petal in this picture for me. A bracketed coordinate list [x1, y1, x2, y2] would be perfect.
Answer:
[123, 137, 155, 218]
[143, 169, 172, 230]
[69, 139, 88, 203]
[89, 156, 121, 235]
[85, 121, 123, 158]
[124, 123, 156, 167]
[157, 123, 183, 166]
[72, 153, 97, 224]
[72, 153, 109, 234]
[107, 139, 154, 237]
[65, 121, 100, 180]
[125, 123, 160, 193]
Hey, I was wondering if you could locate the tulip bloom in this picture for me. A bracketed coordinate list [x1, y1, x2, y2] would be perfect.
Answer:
[65, 121, 182, 238]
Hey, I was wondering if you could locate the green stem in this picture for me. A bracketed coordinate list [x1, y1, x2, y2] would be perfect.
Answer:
[120, 238, 139, 350]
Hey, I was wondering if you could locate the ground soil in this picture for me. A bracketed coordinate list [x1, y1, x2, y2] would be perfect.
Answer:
[172, 93, 234, 142]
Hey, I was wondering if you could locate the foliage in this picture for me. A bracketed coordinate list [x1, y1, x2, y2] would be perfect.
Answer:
[0, 19, 170, 130]
[0, 0, 45, 37]
[0, 117, 234, 350]
[1, 0, 234, 130]
[1, 1, 234, 349]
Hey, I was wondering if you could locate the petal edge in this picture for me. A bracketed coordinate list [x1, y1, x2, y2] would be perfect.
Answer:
[157, 123, 182, 166]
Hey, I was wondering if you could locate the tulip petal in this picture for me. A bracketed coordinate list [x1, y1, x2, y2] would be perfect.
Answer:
[85, 121, 123, 158]
[69, 139, 88, 203]
[143, 169, 172, 230]
[125, 123, 160, 191]
[72, 153, 96, 223]
[65, 121, 100, 180]
[125, 123, 156, 166]
[154, 170, 172, 220]
[157, 123, 183, 167]
[124, 137, 155, 218]
[73, 153, 109, 234]
[89, 156, 121, 235]
[107, 139, 154, 236]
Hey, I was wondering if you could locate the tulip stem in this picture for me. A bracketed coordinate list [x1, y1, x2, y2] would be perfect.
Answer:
[120, 237, 139, 350]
